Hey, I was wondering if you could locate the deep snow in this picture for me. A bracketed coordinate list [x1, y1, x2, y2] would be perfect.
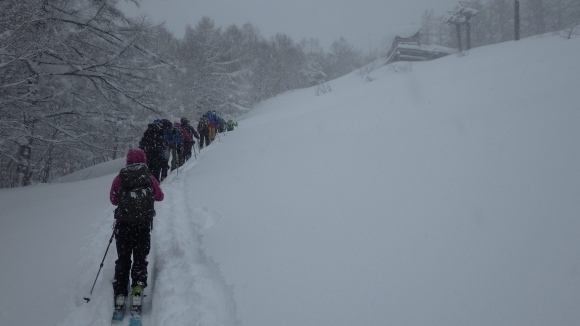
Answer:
[1, 33, 580, 326]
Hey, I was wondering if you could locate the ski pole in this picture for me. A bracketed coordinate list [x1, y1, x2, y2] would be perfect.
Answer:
[84, 227, 115, 303]
[193, 143, 197, 159]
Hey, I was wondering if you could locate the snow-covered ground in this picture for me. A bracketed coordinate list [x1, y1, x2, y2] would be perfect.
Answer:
[1, 33, 580, 326]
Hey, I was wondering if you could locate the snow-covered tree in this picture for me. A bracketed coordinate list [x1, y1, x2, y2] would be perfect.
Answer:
[299, 38, 327, 86]
[420, 9, 438, 45]
[325, 37, 363, 80]
[177, 17, 250, 118]
[0, 0, 165, 187]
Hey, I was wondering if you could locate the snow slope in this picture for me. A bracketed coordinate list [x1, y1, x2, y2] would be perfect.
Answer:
[199, 34, 580, 326]
[1, 33, 580, 326]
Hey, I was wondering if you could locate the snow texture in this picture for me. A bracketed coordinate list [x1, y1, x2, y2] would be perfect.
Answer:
[1, 33, 580, 326]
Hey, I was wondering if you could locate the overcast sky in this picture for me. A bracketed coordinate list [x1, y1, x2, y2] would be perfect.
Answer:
[118, 0, 461, 51]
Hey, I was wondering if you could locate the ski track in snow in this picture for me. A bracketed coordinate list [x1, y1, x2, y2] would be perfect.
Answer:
[152, 146, 237, 326]
[59, 144, 237, 326]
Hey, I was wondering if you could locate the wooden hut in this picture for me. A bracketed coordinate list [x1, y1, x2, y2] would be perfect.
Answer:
[386, 29, 455, 65]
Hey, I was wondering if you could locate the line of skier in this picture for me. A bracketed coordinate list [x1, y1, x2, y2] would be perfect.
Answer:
[103, 111, 237, 323]
[138, 111, 237, 183]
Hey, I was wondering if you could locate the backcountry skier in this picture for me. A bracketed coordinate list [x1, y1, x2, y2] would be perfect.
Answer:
[109, 148, 164, 320]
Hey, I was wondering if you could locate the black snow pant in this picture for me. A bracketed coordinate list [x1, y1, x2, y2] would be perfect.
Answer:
[146, 148, 164, 182]
[183, 141, 193, 161]
[199, 130, 210, 149]
[160, 147, 171, 181]
[171, 147, 184, 171]
[113, 221, 151, 297]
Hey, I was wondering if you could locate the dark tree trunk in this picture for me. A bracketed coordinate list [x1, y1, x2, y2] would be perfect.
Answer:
[466, 18, 472, 50]
[455, 23, 463, 51]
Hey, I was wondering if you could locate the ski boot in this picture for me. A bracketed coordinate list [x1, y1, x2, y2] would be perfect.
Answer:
[131, 284, 144, 307]
[129, 284, 144, 326]
[112, 295, 126, 323]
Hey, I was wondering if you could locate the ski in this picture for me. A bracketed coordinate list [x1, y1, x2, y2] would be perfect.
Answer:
[111, 309, 125, 324]
[111, 296, 128, 324]
[128, 305, 142, 326]
[128, 290, 144, 326]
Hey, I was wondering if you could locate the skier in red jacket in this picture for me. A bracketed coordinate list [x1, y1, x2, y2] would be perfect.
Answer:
[109, 148, 164, 318]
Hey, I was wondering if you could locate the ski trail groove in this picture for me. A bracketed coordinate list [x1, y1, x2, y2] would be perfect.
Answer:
[151, 153, 238, 326]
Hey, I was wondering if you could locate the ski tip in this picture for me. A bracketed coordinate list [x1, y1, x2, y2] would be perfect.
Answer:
[128, 317, 143, 326]
[112, 310, 126, 324]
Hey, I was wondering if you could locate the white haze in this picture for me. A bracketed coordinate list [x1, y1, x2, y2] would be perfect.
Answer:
[117, 0, 460, 50]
